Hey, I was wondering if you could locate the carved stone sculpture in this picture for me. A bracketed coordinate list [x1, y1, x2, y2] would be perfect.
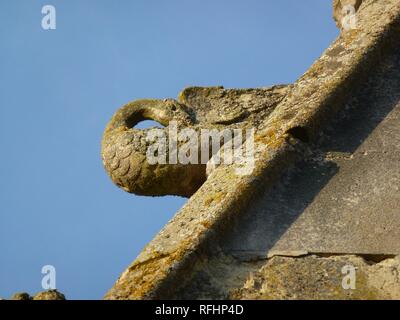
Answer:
[101, 86, 289, 197]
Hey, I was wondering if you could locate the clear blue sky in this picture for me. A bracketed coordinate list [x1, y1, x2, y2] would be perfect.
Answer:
[0, 1, 338, 299]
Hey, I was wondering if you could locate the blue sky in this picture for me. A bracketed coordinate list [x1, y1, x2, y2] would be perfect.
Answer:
[0, 1, 338, 299]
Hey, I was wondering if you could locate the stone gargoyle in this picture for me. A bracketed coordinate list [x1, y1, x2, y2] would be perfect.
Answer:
[101, 85, 290, 197]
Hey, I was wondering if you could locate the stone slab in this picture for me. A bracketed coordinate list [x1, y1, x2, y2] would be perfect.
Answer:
[223, 49, 400, 258]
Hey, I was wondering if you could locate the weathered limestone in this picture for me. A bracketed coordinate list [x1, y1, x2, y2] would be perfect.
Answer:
[9, 290, 66, 300]
[32, 290, 65, 300]
[104, 0, 400, 300]
[333, 0, 363, 31]
[231, 255, 400, 300]
[224, 42, 400, 258]
[11, 292, 31, 300]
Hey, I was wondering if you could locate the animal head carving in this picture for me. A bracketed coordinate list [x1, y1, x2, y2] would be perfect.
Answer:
[101, 86, 289, 198]
[101, 99, 206, 197]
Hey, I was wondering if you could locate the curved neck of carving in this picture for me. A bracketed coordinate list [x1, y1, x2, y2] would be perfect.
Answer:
[105, 99, 171, 132]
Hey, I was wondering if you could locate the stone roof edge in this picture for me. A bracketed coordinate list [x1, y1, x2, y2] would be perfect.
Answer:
[104, 0, 400, 299]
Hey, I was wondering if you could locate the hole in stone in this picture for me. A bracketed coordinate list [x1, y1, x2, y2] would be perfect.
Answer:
[134, 120, 165, 130]
[286, 126, 310, 143]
